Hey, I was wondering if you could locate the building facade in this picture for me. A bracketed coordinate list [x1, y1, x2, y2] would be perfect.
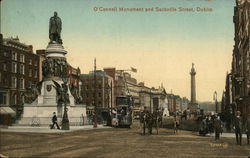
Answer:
[36, 49, 46, 81]
[139, 83, 167, 113]
[0, 35, 40, 108]
[103, 68, 139, 107]
[223, 0, 250, 120]
[80, 70, 113, 109]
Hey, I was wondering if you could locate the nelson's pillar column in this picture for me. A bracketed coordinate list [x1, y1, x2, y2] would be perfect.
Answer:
[189, 63, 198, 112]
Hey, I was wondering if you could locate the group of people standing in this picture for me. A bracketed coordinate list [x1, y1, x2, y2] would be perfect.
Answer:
[198, 111, 250, 145]
[139, 109, 162, 135]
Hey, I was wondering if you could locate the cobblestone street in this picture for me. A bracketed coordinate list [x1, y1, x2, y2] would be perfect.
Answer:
[1, 123, 249, 158]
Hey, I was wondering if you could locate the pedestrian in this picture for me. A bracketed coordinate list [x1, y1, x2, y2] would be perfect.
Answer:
[245, 114, 250, 145]
[183, 110, 187, 120]
[233, 111, 242, 145]
[199, 117, 207, 136]
[207, 115, 213, 135]
[147, 112, 153, 135]
[140, 110, 146, 135]
[214, 116, 222, 140]
[173, 115, 180, 134]
[51, 112, 60, 129]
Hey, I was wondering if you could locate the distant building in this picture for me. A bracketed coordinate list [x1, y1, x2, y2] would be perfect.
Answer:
[175, 95, 182, 112]
[181, 97, 189, 112]
[166, 94, 189, 114]
[68, 64, 81, 87]
[150, 86, 167, 112]
[0, 35, 40, 108]
[103, 68, 122, 106]
[103, 68, 140, 107]
[139, 83, 167, 113]
[199, 101, 221, 114]
[80, 70, 114, 109]
[123, 72, 140, 106]
[36, 49, 46, 81]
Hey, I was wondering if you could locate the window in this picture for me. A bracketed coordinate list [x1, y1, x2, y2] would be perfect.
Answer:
[98, 93, 101, 97]
[29, 69, 32, 77]
[34, 69, 38, 78]
[29, 81, 32, 88]
[86, 93, 89, 98]
[20, 54, 25, 63]
[13, 94, 17, 105]
[29, 59, 32, 65]
[3, 63, 7, 71]
[3, 52, 7, 57]
[20, 78, 25, 89]
[11, 51, 17, 60]
[34, 61, 37, 66]
[20, 64, 25, 75]
[0, 93, 7, 105]
[21, 95, 25, 104]
[12, 62, 17, 73]
[0, 72, 1, 83]
[11, 77, 17, 88]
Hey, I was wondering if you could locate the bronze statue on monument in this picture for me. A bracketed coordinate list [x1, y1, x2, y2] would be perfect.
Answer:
[49, 12, 62, 44]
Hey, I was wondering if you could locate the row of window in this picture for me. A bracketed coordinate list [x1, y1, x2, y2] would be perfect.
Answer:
[11, 77, 25, 89]
[0, 92, 25, 105]
[11, 51, 38, 66]
[10, 77, 34, 89]
[2, 62, 38, 78]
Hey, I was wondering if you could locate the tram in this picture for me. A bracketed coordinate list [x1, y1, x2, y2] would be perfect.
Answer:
[112, 96, 133, 128]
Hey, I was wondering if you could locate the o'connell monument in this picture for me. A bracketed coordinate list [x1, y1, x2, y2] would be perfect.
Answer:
[19, 12, 86, 127]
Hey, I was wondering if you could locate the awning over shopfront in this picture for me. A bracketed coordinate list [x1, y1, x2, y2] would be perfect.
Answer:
[0, 106, 16, 116]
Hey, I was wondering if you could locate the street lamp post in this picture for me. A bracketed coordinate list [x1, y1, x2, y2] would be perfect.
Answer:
[93, 58, 97, 128]
[213, 91, 218, 113]
[150, 89, 152, 113]
[61, 78, 70, 130]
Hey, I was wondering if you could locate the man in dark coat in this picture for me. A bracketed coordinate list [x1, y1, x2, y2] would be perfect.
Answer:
[51, 112, 60, 129]
[174, 115, 180, 134]
[214, 116, 222, 140]
[146, 112, 153, 135]
[233, 111, 242, 145]
[140, 110, 147, 135]
[246, 114, 250, 145]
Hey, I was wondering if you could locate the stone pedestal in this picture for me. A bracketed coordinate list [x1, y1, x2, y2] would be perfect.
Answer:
[18, 43, 86, 126]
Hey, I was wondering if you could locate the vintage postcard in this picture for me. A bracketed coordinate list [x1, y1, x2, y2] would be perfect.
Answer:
[0, 0, 250, 157]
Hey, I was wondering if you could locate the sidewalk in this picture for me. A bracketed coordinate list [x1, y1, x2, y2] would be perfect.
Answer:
[0, 125, 111, 133]
[205, 133, 247, 138]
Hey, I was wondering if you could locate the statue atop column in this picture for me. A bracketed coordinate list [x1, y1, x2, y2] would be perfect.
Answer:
[49, 12, 62, 44]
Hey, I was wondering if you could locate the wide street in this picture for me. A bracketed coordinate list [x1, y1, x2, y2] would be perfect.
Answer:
[0, 122, 250, 158]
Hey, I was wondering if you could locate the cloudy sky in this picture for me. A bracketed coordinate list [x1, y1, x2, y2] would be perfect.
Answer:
[1, 0, 236, 101]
